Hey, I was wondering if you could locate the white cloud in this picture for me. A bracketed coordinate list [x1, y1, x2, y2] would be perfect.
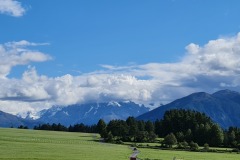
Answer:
[0, 40, 51, 78]
[0, 0, 26, 17]
[5, 40, 49, 47]
[1, 33, 240, 116]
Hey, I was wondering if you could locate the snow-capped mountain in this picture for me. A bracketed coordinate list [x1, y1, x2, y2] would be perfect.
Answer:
[36, 101, 149, 126]
[0, 111, 40, 128]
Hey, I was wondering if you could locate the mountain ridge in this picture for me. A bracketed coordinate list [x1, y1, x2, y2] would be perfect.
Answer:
[137, 89, 240, 128]
[36, 101, 149, 126]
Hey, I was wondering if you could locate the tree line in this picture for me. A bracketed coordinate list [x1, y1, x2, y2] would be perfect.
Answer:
[30, 109, 240, 148]
[97, 109, 240, 148]
[96, 109, 221, 146]
[34, 123, 97, 133]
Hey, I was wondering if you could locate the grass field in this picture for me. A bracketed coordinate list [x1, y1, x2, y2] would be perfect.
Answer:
[0, 128, 239, 160]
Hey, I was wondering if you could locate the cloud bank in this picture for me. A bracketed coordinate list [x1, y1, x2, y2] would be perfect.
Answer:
[0, 0, 26, 17]
[1, 33, 240, 116]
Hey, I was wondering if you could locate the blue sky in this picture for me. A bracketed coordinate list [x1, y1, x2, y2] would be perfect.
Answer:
[1, 0, 240, 116]
[1, 0, 240, 77]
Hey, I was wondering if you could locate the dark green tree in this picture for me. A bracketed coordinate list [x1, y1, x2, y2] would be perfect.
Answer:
[105, 132, 114, 142]
[176, 131, 185, 142]
[228, 130, 236, 147]
[126, 117, 138, 140]
[147, 131, 157, 142]
[137, 120, 145, 131]
[185, 129, 192, 142]
[209, 124, 224, 147]
[145, 120, 155, 133]
[107, 120, 129, 138]
[164, 133, 177, 148]
[97, 119, 108, 138]
[135, 131, 148, 142]
[154, 119, 162, 136]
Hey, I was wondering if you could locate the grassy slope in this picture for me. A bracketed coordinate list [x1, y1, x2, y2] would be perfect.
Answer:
[0, 128, 239, 160]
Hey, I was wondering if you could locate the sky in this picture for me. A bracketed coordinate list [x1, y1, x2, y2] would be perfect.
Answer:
[1, 0, 240, 117]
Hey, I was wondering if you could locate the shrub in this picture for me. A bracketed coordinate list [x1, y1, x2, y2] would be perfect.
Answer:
[203, 143, 209, 151]
[177, 141, 189, 149]
[232, 148, 240, 152]
[189, 141, 199, 151]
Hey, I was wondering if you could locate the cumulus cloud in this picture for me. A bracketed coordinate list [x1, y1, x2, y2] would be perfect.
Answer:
[0, 0, 26, 17]
[0, 40, 51, 78]
[183, 34, 240, 75]
[1, 33, 240, 116]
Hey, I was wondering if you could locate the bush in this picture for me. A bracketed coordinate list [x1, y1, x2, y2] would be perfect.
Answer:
[232, 148, 240, 152]
[189, 141, 199, 151]
[130, 143, 137, 147]
[237, 143, 240, 150]
[177, 141, 189, 149]
[18, 125, 28, 129]
[115, 139, 123, 144]
[208, 149, 218, 152]
[203, 143, 209, 151]
[105, 132, 113, 142]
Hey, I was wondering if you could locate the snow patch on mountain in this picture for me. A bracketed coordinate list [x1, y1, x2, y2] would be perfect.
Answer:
[84, 106, 94, 117]
[63, 111, 69, 116]
[107, 101, 121, 107]
[17, 111, 40, 120]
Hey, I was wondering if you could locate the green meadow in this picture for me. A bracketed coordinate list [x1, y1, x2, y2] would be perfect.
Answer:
[0, 128, 239, 160]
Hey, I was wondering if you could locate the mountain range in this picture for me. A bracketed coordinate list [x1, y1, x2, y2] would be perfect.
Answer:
[36, 101, 149, 126]
[0, 101, 149, 128]
[1, 90, 240, 129]
[137, 89, 240, 128]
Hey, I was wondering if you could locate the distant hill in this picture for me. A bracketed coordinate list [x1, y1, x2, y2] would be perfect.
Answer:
[137, 90, 240, 128]
[0, 111, 37, 128]
[37, 101, 149, 126]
